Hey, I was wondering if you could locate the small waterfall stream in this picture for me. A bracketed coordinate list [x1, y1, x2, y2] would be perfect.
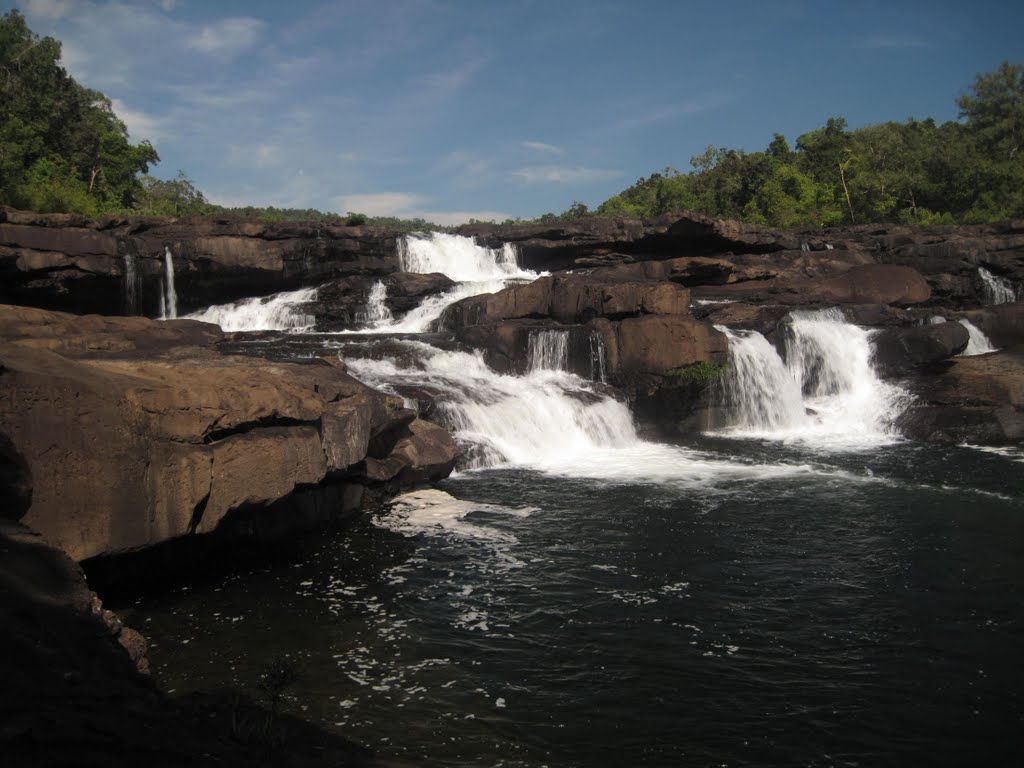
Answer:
[978, 267, 1017, 305]
[527, 329, 569, 373]
[186, 287, 318, 331]
[357, 281, 394, 325]
[161, 247, 178, 319]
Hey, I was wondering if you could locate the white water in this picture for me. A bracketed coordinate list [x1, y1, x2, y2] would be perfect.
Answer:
[528, 329, 569, 373]
[123, 253, 138, 315]
[161, 247, 178, 319]
[978, 267, 1016, 305]
[186, 287, 318, 332]
[354, 234, 545, 334]
[343, 340, 833, 485]
[398, 233, 536, 283]
[958, 318, 998, 355]
[715, 309, 910, 448]
[357, 281, 394, 325]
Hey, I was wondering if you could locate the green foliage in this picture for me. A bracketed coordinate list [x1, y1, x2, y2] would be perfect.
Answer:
[344, 211, 367, 225]
[135, 171, 210, 216]
[666, 361, 729, 382]
[0, 10, 160, 214]
[596, 61, 1024, 228]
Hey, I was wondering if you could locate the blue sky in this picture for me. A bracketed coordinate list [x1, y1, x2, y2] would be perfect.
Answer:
[6, 0, 1024, 223]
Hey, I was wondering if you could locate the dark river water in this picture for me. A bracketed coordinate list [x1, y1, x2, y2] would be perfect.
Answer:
[124, 435, 1024, 767]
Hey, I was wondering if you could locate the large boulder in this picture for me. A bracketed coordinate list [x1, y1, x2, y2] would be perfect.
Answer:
[961, 302, 1024, 347]
[871, 321, 970, 377]
[0, 305, 458, 561]
[897, 346, 1024, 444]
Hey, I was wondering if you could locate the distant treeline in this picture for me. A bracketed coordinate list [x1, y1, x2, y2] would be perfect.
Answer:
[552, 61, 1023, 229]
[2, 9, 1020, 230]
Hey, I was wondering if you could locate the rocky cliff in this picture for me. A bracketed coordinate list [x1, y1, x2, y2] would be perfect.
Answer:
[0, 305, 459, 562]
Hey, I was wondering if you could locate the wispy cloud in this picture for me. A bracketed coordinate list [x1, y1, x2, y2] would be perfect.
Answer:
[332, 192, 509, 225]
[227, 143, 282, 168]
[860, 35, 928, 49]
[512, 166, 622, 185]
[522, 141, 563, 155]
[187, 17, 267, 55]
[110, 98, 167, 144]
[24, 0, 73, 20]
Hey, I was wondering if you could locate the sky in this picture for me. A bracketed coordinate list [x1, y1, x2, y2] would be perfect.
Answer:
[5, 0, 1024, 224]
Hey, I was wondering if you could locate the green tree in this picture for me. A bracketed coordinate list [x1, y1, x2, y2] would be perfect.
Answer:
[957, 60, 1024, 160]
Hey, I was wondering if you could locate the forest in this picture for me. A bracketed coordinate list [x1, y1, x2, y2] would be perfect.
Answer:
[2, 9, 1021, 229]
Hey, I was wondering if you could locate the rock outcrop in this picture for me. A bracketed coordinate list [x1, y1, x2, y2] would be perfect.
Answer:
[0, 305, 459, 562]
[897, 346, 1024, 444]
[0, 208, 399, 317]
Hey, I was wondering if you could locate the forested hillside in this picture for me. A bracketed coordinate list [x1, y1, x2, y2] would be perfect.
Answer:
[593, 62, 1023, 228]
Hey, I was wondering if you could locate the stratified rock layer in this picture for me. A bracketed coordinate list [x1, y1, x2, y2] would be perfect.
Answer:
[0, 305, 459, 561]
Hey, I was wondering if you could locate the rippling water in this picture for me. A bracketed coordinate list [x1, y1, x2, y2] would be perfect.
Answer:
[126, 437, 1024, 767]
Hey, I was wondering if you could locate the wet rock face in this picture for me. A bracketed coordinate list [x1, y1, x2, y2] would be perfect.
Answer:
[0, 304, 459, 561]
[897, 345, 1024, 444]
[871, 321, 970, 377]
[0, 208, 400, 317]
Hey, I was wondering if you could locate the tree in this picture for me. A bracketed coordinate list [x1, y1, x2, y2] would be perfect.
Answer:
[957, 60, 1024, 160]
[0, 10, 160, 214]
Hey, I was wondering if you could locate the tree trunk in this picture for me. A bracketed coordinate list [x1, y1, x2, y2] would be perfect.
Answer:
[838, 160, 856, 224]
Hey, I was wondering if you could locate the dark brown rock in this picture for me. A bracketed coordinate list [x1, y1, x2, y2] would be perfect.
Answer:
[871, 321, 970, 377]
[961, 301, 1024, 347]
[0, 304, 458, 561]
[897, 346, 1024, 444]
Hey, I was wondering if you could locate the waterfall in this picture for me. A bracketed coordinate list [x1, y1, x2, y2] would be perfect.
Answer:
[397, 233, 533, 282]
[716, 309, 909, 447]
[158, 277, 166, 320]
[978, 267, 1017, 305]
[528, 329, 569, 373]
[186, 287, 318, 332]
[122, 252, 138, 315]
[357, 281, 394, 325]
[718, 327, 806, 431]
[589, 331, 607, 383]
[161, 247, 178, 319]
[958, 319, 998, 356]
[354, 234, 544, 334]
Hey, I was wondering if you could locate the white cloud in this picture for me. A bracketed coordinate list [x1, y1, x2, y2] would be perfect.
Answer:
[110, 98, 167, 143]
[511, 166, 622, 185]
[333, 193, 427, 216]
[187, 17, 267, 55]
[159, 0, 177, 11]
[522, 141, 563, 155]
[331, 193, 509, 225]
[24, 0, 73, 20]
[227, 143, 281, 168]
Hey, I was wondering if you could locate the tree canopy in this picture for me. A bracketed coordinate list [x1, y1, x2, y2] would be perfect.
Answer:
[0, 10, 159, 214]
[585, 61, 1024, 228]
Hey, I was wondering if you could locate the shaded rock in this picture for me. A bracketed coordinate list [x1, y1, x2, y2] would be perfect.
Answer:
[0, 208, 400, 317]
[961, 301, 1024, 347]
[872, 321, 969, 377]
[897, 346, 1024, 444]
[0, 522, 380, 768]
[0, 304, 458, 561]
[309, 272, 455, 330]
[600, 315, 728, 378]
[441, 273, 690, 329]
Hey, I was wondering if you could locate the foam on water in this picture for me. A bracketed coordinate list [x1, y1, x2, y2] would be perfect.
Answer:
[186, 286, 318, 332]
[978, 267, 1017, 305]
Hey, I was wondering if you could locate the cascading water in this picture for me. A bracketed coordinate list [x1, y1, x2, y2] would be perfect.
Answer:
[958, 318, 998, 355]
[122, 252, 138, 315]
[357, 281, 394, 325]
[527, 329, 569, 372]
[589, 331, 607, 383]
[355, 233, 544, 334]
[161, 247, 178, 319]
[186, 287, 318, 332]
[978, 266, 1017, 305]
[716, 309, 909, 447]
